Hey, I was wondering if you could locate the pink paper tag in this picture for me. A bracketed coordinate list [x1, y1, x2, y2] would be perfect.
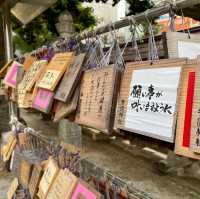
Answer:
[71, 182, 98, 199]
[33, 88, 54, 111]
[4, 61, 20, 88]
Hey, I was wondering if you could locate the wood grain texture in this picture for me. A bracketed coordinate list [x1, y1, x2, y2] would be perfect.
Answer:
[114, 58, 187, 142]
[37, 158, 59, 199]
[54, 87, 80, 122]
[23, 55, 37, 71]
[19, 159, 32, 188]
[75, 65, 120, 134]
[29, 164, 43, 199]
[175, 59, 200, 159]
[54, 53, 86, 102]
[38, 52, 75, 91]
[46, 169, 77, 199]
[190, 63, 200, 154]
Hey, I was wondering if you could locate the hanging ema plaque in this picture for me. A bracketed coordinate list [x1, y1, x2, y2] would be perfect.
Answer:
[38, 52, 74, 91]
[114, 59, 186, 142]
[37, 157, 59, 199]
[4, 61, 23, 88]
[174, 59, 200, 159]
[71, 180, 101, 199]
[190, 63, 200, 154]
[75, 65, 120, 134]
[19, 159, 32, 189]
[54, 53, 86, 102]
[32, 88, 54, 113]
[29, 164, 43, 199]
[46, 169, 77, 199]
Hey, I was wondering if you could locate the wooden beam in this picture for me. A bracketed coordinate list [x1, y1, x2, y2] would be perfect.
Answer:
[79, 0, 200, 39]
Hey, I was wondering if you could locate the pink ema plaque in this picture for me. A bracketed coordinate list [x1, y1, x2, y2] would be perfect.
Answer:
[71, 182, 98, 199]
[4, 61, 21, 88]
[33, 88, 54, 112]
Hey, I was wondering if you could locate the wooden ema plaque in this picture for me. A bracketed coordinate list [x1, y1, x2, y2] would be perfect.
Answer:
[190, 61, 200, 154]
[175, 59, 200, 159]
[18, 60, 47, 108]
[166, 32, 200, 59]
[54, 87, 80, 122]
[2, 134, 17, 162]
[23, 55, 37, 71]
[76, 65, 120, 133]
[114, 58, 186, 142]
[23, 60, 48, 92]
[71, 180, 101, 199]
[32, 88, 54, 113]
[19, 159, 32, 188]
[54, 53, 86, 102]
[37, 158, 59, 199]
[7, 178, 19, 199]
[4, 61, 23, 88]
[46, 169, 77, 199]
[29, 164, 43, 199]
[38, 52, 75, 91]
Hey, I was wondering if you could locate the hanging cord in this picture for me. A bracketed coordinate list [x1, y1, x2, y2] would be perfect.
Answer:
[105, 23, 125, 70]
[145, 11, 159, 62]
[168, 4, 176, 32]
[129, 16, 142, 62]
[180, 8, 191, 39]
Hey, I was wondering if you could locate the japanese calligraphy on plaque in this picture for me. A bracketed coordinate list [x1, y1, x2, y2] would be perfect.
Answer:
[37, 158, 59, 199]
[32, 88, 54, 113]
[7, 178, 18, 199]
[4, 61, 23, 88]
[54, 53, 86, 102]
[76, 65, 119, 133]
[29, 164, 43, 199]
[124, 67, 181, 142]
[23, 60, 48, 92]
[38, 52, 74, 91]
[46, 169, 77, 199]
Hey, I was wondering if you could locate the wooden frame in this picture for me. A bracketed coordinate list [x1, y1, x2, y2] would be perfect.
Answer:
[38, 52, 75, 91]
[175, 59, 200, 159]
[114, 58, 187, 142]
[75, 65, 121, 134]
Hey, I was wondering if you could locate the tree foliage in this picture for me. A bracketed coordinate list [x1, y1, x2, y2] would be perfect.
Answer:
[12, 0, 153, 53]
